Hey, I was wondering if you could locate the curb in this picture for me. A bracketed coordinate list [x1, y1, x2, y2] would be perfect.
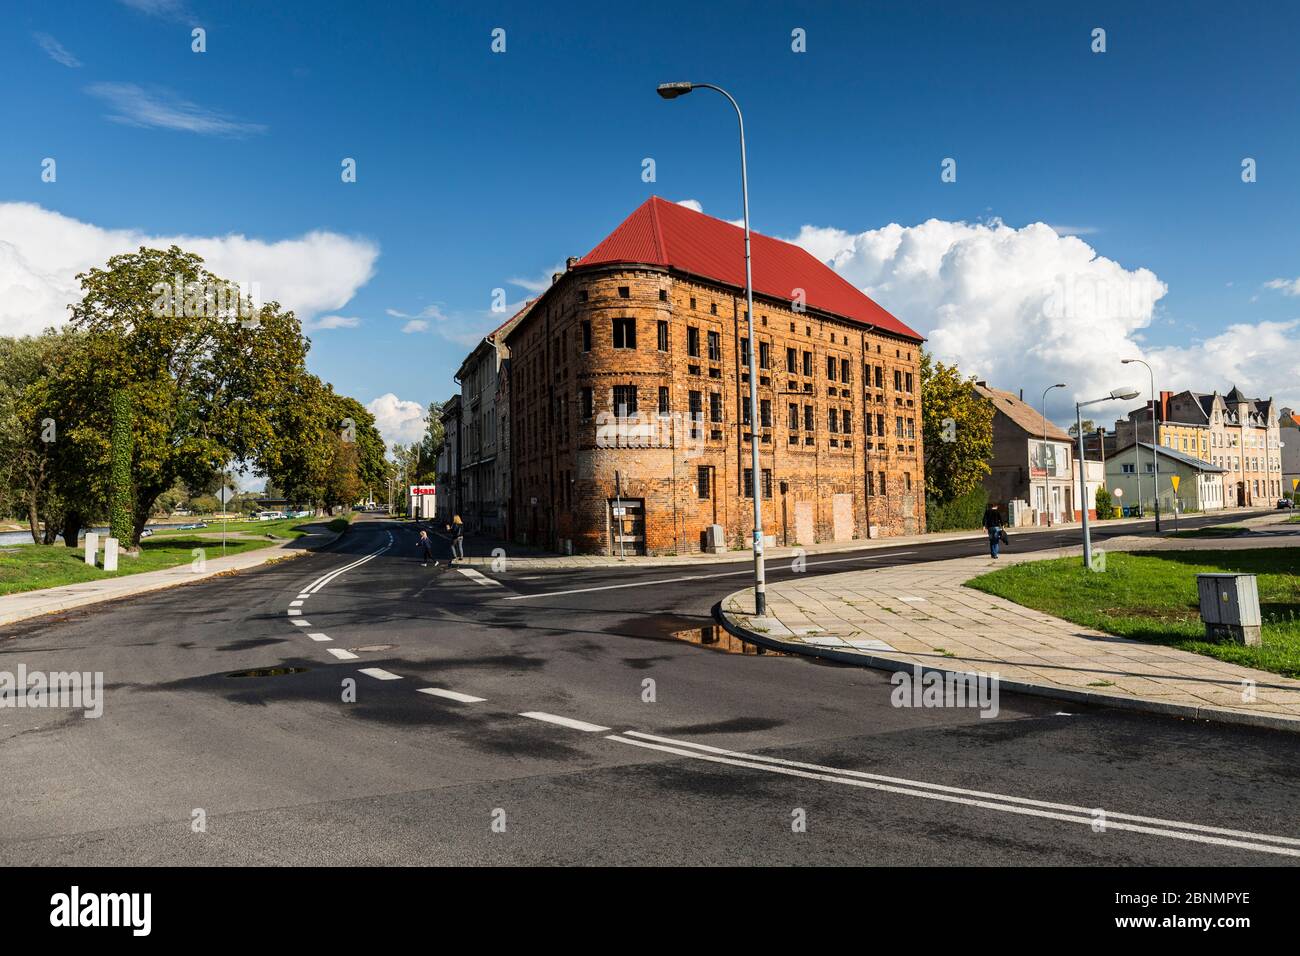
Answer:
[0, 524, 349, 629]
[711, 598, 1300, 737]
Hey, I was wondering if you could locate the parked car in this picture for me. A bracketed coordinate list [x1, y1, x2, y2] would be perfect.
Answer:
[1277, 498, 1295, 509]
[140, 528, 154, 538]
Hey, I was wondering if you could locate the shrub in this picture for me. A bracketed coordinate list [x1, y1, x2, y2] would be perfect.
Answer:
[926, 485, 989, 532]
[1094, 486, 1114, 520]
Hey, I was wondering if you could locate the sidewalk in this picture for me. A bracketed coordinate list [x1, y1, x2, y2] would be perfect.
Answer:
[0, 527, 342, 628]
[717, 520, 1300, 734]
[412, 509, 1275, 571]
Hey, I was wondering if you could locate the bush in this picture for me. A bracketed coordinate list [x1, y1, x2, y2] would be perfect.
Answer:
[1094, 486, 1114, 520]
[926, 485, 989, 532]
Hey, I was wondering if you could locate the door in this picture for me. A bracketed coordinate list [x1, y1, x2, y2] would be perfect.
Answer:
[1051, 485, 1063, 522]
[608, 498, 646, 556]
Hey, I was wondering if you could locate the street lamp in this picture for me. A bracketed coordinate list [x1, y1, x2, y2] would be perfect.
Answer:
[1041, 383, 1067, 526]
[658, 80, 767, 615]
[1077, 386, 1141, 568]
[1122, 358, 1160, 530]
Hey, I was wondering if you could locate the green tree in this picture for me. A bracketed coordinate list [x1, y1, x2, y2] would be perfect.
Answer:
[920, 351, 994, 504]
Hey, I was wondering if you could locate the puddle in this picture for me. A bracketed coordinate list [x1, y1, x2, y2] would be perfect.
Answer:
[668, 625, 788, 656]
[226, 666, 309, 678]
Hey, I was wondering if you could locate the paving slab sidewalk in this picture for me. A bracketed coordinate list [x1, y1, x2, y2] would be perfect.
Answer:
[717, 524, 1300, 734]
[0, 527, 342, 628]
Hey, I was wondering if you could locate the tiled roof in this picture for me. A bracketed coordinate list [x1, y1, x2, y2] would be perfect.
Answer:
[575, 196, 922, 341]
[972, 383, 1072, 441]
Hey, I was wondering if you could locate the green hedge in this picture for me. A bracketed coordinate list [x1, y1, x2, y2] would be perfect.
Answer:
[926, 486, 989, 532]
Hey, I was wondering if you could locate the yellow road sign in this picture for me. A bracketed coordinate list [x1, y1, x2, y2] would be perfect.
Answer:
[1170, 475, 1180, 493]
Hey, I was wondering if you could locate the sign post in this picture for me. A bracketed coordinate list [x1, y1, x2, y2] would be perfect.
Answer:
[1170, 475, 1180, 531]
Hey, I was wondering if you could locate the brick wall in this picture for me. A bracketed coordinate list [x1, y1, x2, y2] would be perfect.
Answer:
[506, 265, 925, 555]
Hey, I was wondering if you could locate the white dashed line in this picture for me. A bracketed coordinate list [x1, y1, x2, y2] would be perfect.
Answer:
[292, 620, 311, 627]
[296, 594, 310, 601]
[307, 633, 332, 642]
[417, 687, 486, 703]
[326, 648, 359, 660]
[289, 600, 304, 607]
[519, 711, 610, 733]
[287, 609, 301, 616]
[456, 566, 504, 587]
[358, 667, 402, 681]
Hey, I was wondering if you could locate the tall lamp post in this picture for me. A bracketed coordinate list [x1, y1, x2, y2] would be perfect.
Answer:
[1041, 383, 1067, 525]
[1077, 386, 1141, 568]
[1122, 358, 1160, 530]
[658, 80, 767, 615]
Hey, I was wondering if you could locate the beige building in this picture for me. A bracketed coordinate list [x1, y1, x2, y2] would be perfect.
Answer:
[1106, 441, 1225, 513]
[974, 383, 1079, 524]
[1115, 387, 1281, 508]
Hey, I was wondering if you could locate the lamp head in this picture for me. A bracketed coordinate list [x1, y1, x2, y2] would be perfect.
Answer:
[1111, 386, 1142, 401]
[657, 81, 694, 99]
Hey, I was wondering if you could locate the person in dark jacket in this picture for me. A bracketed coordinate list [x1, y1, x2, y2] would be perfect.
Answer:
[450, 514, 465, 562]
[417, 529, 435, 567]
[982, 505, 1004, 558]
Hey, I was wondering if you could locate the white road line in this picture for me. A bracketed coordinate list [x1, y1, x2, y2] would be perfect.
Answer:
[303, 542, 392, 595]
[307, 633, 332, 642]
[417, 687, 486, 703]
[289, 600, 304, 607]
[287, 609, 301, 616]
[296, 594, 310, 601]
[519, 711, 610, 733]
[291, 620, 311, 627]
[456, 566, 504, 587]
[503, 551, 919, 600]
[326, 648, 359, 660]
[358, 667, 402, 680]
[609, 733, 1300, 858]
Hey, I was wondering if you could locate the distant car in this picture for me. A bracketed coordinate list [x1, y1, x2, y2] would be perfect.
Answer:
[1277, 499, 1295, 509]
[140, 528, 154, 538]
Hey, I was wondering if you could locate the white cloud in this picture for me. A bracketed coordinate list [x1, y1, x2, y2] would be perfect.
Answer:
[401, 319, 429, 334]
[33, 33, 81, 68]
[1263, 278, 1300, 297]
[786, 216, 1300, 415]
[86, 82, 265, 137]
[308, 314, 360, 330]
[675, 199, 703, 212]
[366, 393, 427, 448]
[0, 202, 379, 337]
[117, 0, 190, 19]
[507, 264, 563, 295]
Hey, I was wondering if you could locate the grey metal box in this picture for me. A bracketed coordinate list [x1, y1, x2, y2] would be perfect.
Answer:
[1197, 573, 1262, 646]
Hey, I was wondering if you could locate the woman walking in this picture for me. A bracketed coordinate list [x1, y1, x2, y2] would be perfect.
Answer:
[982, 504, 1005, 559]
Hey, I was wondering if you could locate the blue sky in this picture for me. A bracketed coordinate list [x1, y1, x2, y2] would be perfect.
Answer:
[4, 0, 1300, 445]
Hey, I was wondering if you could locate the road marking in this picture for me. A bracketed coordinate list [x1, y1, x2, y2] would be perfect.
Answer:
[289, 600, 304, 607]
[287, 609, 301, 616]
[456, 566, 505, 587]
[307, 633, 332, 642]
[418, 687, 486, 703]
[292, 620, 311, 627]
[519, 711, 610, 733]
[326, 648, 359, 660]
[296, 594, 310, 601]
[503, 552, 919, 600]
[359, 667, 402, 680]
[609, 732, 1300, 857]
[303, 541, 392, 595]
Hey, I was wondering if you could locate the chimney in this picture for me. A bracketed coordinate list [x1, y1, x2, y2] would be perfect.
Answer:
[552, 272, 563, 285]
[566, 256, 579, 270]
[1019, 388, 1024, 401]
[1159, 390, 1172, 423]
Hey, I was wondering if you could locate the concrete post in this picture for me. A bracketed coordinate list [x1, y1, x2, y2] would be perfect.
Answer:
[103, 536, 119, 572]
[84, 532, 99, 566]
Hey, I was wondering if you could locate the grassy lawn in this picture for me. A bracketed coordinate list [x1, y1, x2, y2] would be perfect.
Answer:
[0, 515, 347, 597]
[967, 549, 1300, 677]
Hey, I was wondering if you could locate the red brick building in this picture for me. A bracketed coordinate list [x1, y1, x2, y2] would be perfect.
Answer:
[505, 197, 926, 556]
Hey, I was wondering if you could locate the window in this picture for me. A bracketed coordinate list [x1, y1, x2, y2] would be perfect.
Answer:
[1122, 463, 1135, 474]
[580, 387, 593, 420]
[841, 358, 851, 383]
[708, 331, 721, 362]
[827, 355, 837, 380]
[612, 384, 637, 416]
[742, 468, 773, 499]
[829, 408, 839, 433]
[657, 320, 669, 352]
[759, 341, 771, 369]
[688, 390, 702, 422]
[804, 405, 814, 431]
[742, 399, 751, 426]
[690, 297, 697, 310]
[581, 321, 592, 352]
[740, 338, 750, 367]
[893, 369, 902, 390]
[867, 472, 876, 495]
[687, 326, 700, 357]
[905, 372, 913, 393]
[874, 366, 883, 388]
[618, 286, 630, 298]
[578, 290, 589, 303]
[803, 351, 813, 377]
[905, 472, 912, 492]
[658, 289, 667, 302]
[760, 399, 771, 427]
[788, 402, 800, 430]
[843, 409, 852, 433]
[762, 469, 773, 499]
[786, 347, 798, 373]
[612, 318, 636, 349]
[895, 416, 904, 438]
[710, 391, 723, 423]
[697, 466, 711, 499]
[658, 386, 670, 417]
[710, 302, 718, 315]
[878, 471, 887, 496]
[907, 417, 915, 439]
[864, 414, 873, 436]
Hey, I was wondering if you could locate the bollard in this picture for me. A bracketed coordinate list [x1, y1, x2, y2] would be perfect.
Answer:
[103, 536, 119, 572]
[84, 531, 99, 566]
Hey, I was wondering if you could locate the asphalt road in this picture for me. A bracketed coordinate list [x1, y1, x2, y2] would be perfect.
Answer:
[2, 513, 1297, 866]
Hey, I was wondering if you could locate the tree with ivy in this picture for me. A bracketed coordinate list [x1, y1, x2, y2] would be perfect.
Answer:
[920, 351, 994, 504]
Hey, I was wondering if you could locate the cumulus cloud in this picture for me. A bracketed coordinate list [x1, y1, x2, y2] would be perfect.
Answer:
[366, 393, 427, 448]
[1263, 277, 1300, 297]
[675, 199, 703, 212]
[0, 202, 379, 337]
[783, 215, 1300, 414]
[307, 314, 360, 330]
[33, 32, 81, 68]
[86, 82, 265, 137]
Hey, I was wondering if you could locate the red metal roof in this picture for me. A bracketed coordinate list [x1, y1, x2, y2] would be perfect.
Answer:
[576, 196, 921, 341]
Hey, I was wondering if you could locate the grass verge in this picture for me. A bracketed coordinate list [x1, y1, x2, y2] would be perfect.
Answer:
[966, 549, 1300, 677]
